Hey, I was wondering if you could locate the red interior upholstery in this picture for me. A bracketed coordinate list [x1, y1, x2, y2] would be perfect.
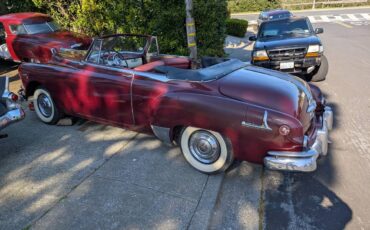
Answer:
[134, 60, 165, 72]
[162, 58, 191, 69]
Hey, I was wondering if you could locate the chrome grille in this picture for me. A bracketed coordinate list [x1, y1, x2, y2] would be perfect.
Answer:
[267, 47, 307, 61]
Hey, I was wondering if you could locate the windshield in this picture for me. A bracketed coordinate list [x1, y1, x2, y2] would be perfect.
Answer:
[259, 19, 312, 38]
[22, 21, 60, 34]
[269, 13, 291, 20]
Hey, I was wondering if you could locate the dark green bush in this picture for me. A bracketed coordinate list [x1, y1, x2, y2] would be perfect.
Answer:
[226, 18, 248, 37]
[228, 0, 281, 13]
[33, 0, 228, 57]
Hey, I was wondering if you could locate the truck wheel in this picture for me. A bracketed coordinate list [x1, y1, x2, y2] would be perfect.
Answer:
[180, 126, 233, 174]
[310, 55, 329, 82]
[33, 87, 62, 124]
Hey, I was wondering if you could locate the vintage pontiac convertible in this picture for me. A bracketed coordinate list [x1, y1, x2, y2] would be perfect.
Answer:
[18, 34, 333, 174]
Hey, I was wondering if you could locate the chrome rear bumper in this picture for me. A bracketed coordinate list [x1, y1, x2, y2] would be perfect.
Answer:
[0, 107, 25, 130]
[264, 106, 333, 172]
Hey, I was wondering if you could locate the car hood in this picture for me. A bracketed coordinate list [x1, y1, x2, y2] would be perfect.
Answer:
[18, 30, 91, 48]
[218, 65, 313, 118]
[254, 34, 321, 50]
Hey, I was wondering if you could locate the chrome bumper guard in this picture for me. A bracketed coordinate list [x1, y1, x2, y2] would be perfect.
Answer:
[264, 106, 333, 172]
[0, 107, 25, 130]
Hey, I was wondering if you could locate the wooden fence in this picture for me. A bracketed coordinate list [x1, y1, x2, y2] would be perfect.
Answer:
[281, 0, 368, 9]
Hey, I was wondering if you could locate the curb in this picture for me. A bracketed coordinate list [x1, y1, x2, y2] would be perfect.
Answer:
[188, 173, 225, 230]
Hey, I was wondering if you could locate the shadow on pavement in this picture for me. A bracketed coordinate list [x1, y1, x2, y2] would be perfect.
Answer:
[263, 99, 352, 230]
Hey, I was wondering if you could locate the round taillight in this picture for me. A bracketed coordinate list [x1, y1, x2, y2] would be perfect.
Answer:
[8, 93, 18, 102]
[279, 125, 291, 136]
[11, 93, 19, 102]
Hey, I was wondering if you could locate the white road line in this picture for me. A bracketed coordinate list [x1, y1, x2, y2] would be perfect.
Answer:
[334, 15, 346, 21]
[308, 16, 316, 23]
[346, 14, 360, 21]
[360, 13, 370, 20]
[320, 15, 331, 22]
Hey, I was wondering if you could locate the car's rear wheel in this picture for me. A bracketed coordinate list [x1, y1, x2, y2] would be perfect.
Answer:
[33, 87, 61, 124]
[180, 126, 233, 174]
[308, 55, 329, 82]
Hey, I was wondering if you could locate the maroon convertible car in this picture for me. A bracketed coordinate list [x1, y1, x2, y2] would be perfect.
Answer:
[18, 34, 333, 174]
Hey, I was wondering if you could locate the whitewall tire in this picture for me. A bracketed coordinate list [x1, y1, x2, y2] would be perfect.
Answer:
[180, 126, 233, 174]
[33, 87, 61, 124]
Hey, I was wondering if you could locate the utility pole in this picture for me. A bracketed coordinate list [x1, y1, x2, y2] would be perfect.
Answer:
[185, 0, 198, 69]
[312, 0, 316, 9]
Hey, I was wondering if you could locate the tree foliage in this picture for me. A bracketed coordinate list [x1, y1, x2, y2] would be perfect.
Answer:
[0, 0, 227, 57]
[228, 0, 280, 13]
[31, 0, 227, 57]
[0, 0, 37, 15]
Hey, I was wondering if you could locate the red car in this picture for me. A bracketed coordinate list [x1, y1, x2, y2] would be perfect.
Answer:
[18, 34, 333, 174]
[0, 12, 91, 63]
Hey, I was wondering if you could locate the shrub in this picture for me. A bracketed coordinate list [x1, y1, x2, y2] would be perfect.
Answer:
[228, 0, 281, 13]
[33, 0, 228, 57]
[226, 18, 248, 37]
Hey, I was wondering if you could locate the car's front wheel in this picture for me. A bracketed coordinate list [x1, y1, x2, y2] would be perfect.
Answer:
[33, 87, 62, 124]
[180, 127, 233, 174]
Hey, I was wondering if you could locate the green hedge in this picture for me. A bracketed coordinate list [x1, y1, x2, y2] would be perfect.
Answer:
[228, 0, 280, 13]
[32, 0, 228, 57]
[226, 18, 248, 37]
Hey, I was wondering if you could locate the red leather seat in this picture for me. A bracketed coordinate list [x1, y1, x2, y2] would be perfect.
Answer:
[134, 60, 165, 72]
[162, 58, 190, 69]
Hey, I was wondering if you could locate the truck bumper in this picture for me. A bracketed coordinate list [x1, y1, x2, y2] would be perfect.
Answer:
[0, 107, 25, 130]
[264, 106, 333, 172]
[253, 57, 321, 74]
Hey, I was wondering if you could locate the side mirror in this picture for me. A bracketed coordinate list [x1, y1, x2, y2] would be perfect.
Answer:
[249, 35, 257, 41]
[315, 28, 324, 34]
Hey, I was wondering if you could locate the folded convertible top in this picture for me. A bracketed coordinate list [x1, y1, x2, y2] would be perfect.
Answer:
[154, 59, 247, 81]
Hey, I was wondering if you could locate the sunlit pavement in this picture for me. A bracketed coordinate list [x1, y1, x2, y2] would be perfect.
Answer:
[215, 9, 370, 230]
[1, 7, 370, 230]
[0, 109, 222, 229]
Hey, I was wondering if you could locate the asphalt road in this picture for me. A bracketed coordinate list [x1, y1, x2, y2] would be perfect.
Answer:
[232, 6, 370, 22]
[216, 10, 370, 230]
[1, 7, 370, 229]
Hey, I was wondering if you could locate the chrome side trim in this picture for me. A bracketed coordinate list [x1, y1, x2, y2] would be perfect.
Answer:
[241, 111, 272, 131]
[151, 125, 172, 144]
[324, 106, 333, 130]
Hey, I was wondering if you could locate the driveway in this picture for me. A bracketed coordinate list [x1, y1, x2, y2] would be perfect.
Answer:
[0, 107, 222, 229]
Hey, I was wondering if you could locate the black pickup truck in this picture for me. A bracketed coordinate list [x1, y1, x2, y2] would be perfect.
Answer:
[249, 17, 328, 81]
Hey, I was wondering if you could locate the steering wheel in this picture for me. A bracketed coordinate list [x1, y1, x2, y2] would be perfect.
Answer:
[112, 52, 129, 67]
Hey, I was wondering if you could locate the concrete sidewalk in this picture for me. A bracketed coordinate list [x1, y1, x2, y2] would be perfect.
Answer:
[0, 111, 223, 230]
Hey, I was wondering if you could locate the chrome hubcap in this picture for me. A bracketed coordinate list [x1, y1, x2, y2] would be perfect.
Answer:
[37, 93, 52, 118]
[189, 131, 220, 164]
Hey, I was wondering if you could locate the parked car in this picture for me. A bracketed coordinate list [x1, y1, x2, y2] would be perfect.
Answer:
[18, 34, 333, 174]
[257, 9, 292, 28]
[250, 17, 328, 82]
[0, 76, 25, 138]
[0, 12, 91, 63]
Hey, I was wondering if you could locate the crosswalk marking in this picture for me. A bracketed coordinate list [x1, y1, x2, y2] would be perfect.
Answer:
[245, 13, 370, 25]
[307, 13, 370, 23]
[360, 13, 370, 20]
[346, 14, 360, 21]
